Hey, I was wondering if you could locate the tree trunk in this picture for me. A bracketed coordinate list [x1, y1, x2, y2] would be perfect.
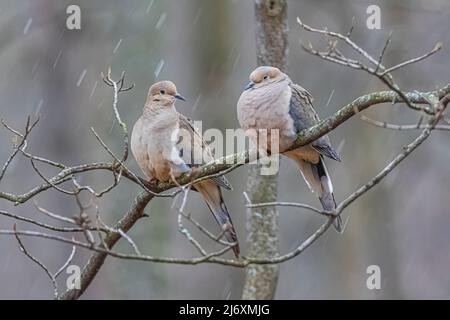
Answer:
[242, 0, 288, 300]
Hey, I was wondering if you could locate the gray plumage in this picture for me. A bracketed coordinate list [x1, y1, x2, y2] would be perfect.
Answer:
[288, 83, 341, 162]
[237, 66, 343, 232]
[178, 114, 233, 190]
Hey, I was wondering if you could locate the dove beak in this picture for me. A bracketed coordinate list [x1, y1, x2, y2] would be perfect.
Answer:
[244, 81, 255, 91]
[174, 93, 186, 101]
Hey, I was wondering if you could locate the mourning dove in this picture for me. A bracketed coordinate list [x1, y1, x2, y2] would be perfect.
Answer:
[237, 66, 343, 232]
[131, 81, 240, 256]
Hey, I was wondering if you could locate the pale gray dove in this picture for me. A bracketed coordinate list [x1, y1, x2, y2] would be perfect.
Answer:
[131, 81, 240, 256]
[237, 66, 343, 232]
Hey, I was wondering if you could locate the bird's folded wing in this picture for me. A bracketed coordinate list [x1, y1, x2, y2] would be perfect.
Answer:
[289, 83, 341, 162]
[288, 83, 320, 130]
[312, 144, 341, 162]
[178, 114, 233, 190]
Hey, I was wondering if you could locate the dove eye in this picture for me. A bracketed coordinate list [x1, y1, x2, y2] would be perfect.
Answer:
[263, 75, 269, 80]
[160, 89, 166, 95]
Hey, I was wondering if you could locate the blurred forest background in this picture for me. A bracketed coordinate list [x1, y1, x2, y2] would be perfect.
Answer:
[1, 0, 450, 299]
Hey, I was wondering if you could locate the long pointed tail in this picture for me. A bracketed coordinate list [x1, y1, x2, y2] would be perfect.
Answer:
[293, 157, 343, 233]
[195, 180, 240, 257]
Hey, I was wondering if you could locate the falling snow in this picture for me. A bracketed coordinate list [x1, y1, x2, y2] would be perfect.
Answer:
[23, 18, 32, 34]
[96, 98, 105, 110]
[231, 53, 240, 72]
[191, 94, 202, 115]
[52, 49, 62, 69]
[146, 0, 155, 14]
[336, 139, 346, 155]
[89, 81, 98, 100]
[77, 69, 87, 87]
[222, 281, 233, 300]
[34, 99, 43, 117]
[326, 89, 335, 107]
[109, 117, 117, 134]
[155, 12, 167, 29]
[57, 29, 65, 41]
[113, 38, 123, 53]
[154, 59, 164, 78]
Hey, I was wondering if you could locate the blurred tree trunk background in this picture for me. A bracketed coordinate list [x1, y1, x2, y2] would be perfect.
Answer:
[242, 0, 288, 300]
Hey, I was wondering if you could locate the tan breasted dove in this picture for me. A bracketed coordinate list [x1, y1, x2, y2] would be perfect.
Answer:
[237, 66, 343, 232]
[131, 81, 240, 256]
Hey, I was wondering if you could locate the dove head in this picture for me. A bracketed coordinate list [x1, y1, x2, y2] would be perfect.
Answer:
[244, 66, 288, 91]
[147, 80, 186, 107]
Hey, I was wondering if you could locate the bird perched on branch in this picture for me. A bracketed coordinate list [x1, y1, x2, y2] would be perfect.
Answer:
[237, 66, 343, 232]
[131, 81, 240, 256]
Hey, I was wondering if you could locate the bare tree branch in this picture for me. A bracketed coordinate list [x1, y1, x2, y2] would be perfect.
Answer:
[245, 200, 329, 217]
[13, 224, 58, 298]
[297, 17, 443, 115]
[360, 115, 450, 131]
[381, 42, 443, 75]
[0, 116, 38, 181]
[0, 209, 104, 233]
[12, 224, 76, 299]
[0, 20, 448, 301]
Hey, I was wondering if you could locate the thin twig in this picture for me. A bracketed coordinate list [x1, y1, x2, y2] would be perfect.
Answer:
[374, 31, 392, 73]
[176, 186, 208, 256]
[0, 116, 38, 181]
[13, 224, 59, 298]
[34, 200, 77, 224]
[54, 245, 76, 278]
[1, 117, 65, 169]
[245, 201, 331, 217]
[297, 17, 442, 115]
[30, 158, 77, 195]
[90, 127, 163, 197]
[361, 115, 450, 131]
[381, 42, 443, 75]
[100, 68, 132, 162]
[0, 210, 101, 233]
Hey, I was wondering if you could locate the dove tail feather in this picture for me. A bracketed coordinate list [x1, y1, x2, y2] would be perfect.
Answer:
[294, 157, 343, 233]
[195, 181, 240, 257]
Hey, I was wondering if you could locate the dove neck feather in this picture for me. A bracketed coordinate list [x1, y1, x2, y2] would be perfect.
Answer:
[143, 100, 176, 116]
[142, 103, 179, 128]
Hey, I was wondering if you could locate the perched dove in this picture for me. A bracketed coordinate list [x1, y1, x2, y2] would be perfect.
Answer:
[131, 81, 240, 256]
[237, 66, 343, 232]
